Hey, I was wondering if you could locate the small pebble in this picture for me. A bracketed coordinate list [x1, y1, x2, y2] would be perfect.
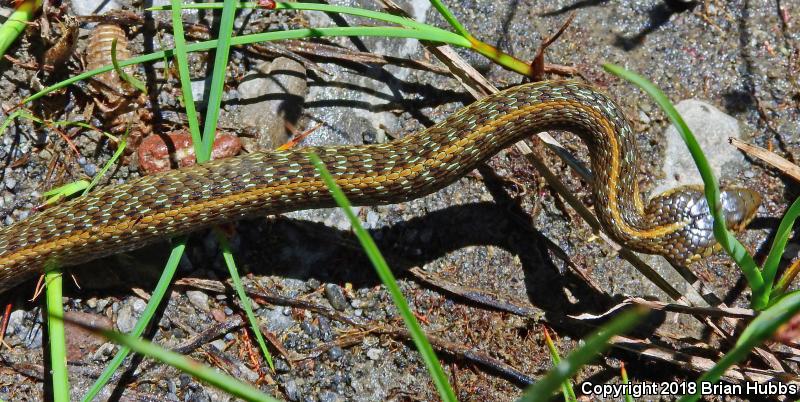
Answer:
[300, 320, 317, 337]
[284, 380, 301, 402]
[318, 316, 333, 342]
[186, 291, 210, 312]
[319, 391, 341, 402]
[274, 359, 291, 373]
[4, 177, 16, 190]
[210, 339, 227, 351]
[366, 347, 383, 360]
[328, 346, 344, 360]
[83, 163, 97, 176]
[324, 284, 349, 311]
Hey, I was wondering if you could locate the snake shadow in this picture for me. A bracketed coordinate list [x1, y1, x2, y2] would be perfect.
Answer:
[64, 199, 608, 319]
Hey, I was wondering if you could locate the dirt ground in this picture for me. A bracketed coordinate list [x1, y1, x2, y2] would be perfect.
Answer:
[0, 0, 798, 400]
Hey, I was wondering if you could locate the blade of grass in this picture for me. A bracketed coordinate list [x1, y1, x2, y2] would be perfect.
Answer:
[82, 238, 187, 402]
[215, 229, 275, 370]
[543, 327, 576, 402]
[60, 315, 280, 401]
[152, 1, 532, 75]
[22, 26, 473, 108]
[307, 151, 457, 402]
[111, 38, 147, 94]
[761, 195, 800, 298]
[42, 180, 90, 205]
[170, 0, 204, 156]
[620, 363, 635, 402]
[517, 306, 649, 402]
[678, 290, 800, 402]
[0, 0, 41, 58]
[198, 0, 237, 161]
[775, 258, 800, 297]
[602, 63, 766, 309]
[427, 0, 471, 38]
[82, 132, 128, 195]
[151, 2, 454, 33]
[45, 263, 69, 402]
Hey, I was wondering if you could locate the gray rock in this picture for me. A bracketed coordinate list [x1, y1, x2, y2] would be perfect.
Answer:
[274, 358, 291, 373]
[210, 339, 227, 351]
[318, 316, 333, 342]
[325, 284, 349, 311]
[71, 0, 120, 16]
[264, 306, 295, 332]
[116, 297, 146, 333]
[300, 320, 318, 337]
[236, 57, 308, 150]
[328, 346, 344, 361]
[284, 379, 302, 402]
[319, 391, 341, 402]
[653, 99, 746, 196]
[366, 347, 383, 360]
[83, 163, 97, 177]
[186, 291, 210, 312]
[6, 310, 23, 335]
[91, 342, 116, 361]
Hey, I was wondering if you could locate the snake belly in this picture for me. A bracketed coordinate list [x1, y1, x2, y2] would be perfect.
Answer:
[0, 81, 761, 292]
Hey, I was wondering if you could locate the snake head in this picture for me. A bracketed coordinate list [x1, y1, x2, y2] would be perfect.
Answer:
[647, 185, 761, 263]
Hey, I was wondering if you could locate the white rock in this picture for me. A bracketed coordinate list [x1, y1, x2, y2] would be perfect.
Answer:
[652, 99, 744, 196]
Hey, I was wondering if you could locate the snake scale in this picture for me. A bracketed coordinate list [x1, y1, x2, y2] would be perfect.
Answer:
[0, 81, 761, 292]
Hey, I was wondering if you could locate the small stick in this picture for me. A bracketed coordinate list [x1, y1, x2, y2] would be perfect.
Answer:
[729, 137, 800, 182]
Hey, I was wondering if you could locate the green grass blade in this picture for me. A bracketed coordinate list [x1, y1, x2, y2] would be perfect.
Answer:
[62, 315, 279, 401]
[42, 180, 90, 205]
[602, 63, 766, 309]
[620, 363, 635, 402]
[45, 263, 69, 402]
[307, 151, 457, 402]
[151, 2, 449, 33]
[214, 229, 275, 370]
[198, 0, 237, 162]
[170, 0, 204, 153]
[543, 328, 576, 402]
[152, 1, 532, 75]
[678, 290, 800, 402]
[22, 26, 471, 107]
[0, 110, 26, 139]
[82, 132, 128, 195]
[0, 0, 41, 58]
[517, 307, 648, 402]
[761, 196, 800, 296]
[111, 38, 147, 94]
[81, 238, 187, 402]
[427, 0, 471, 38]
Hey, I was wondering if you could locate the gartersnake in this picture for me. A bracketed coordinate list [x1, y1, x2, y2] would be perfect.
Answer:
[0, 81, 761, 292]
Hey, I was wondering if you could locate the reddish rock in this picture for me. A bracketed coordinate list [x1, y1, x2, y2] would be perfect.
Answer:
[138, 131, 242, 174]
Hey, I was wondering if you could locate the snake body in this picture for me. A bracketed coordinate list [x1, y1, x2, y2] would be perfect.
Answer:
[0, 81, 760, 292]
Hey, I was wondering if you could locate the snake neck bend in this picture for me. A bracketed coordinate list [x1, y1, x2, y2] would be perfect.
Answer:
[0, 81, 759, 292]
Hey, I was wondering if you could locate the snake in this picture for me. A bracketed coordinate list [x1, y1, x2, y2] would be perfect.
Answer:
[0, 81, 761, 293]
